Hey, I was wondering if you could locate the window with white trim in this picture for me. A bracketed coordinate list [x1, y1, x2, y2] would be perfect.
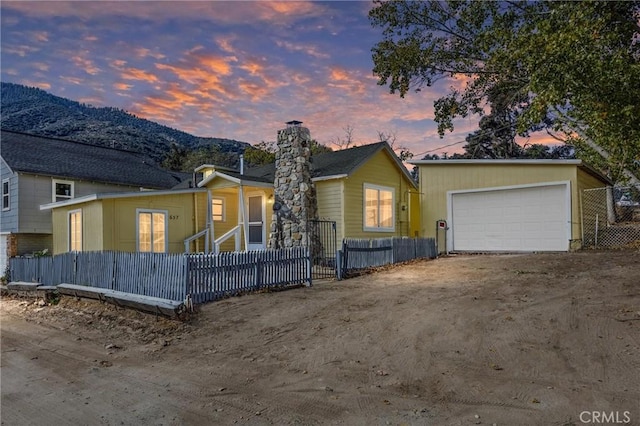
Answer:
[137, 209, 167, 253]
[2, 179, 9, 211]
[212, 197, 225, 222]
[53, 179, 74, 202]
[68, 209, 82, 252]
[363, 184, 395, 231]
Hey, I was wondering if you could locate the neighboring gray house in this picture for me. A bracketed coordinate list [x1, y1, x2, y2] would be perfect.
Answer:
[0, 130, 187, 274]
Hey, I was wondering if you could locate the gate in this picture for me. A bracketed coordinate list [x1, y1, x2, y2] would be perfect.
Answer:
[307, 219, 337, 279]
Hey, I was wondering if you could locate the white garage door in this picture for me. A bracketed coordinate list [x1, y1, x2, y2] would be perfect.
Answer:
[451, 184, 570, 252]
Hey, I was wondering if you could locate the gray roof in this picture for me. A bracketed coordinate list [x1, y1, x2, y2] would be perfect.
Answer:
[237, 142, 415, 185]
[1, 130, 188, 189]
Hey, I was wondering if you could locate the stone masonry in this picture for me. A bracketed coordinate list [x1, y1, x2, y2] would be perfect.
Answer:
[267, 121, 318, 249]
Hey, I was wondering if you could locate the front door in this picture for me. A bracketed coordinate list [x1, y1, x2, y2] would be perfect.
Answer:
[247, 194, 265, 250]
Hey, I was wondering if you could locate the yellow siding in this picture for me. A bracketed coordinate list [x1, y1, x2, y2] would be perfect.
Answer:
[192, 191, 209, 252]
[83, 202, 104, 252]
[408, 190, 421, 238]
[104, 193, 196, 253]
[577, 168, 608, 193]
[416, 163, 604, 251]
[51, 200, 104, 254]
[315, 180, 344, 243]
[210, 188, 240, 252]
[208, 179, 240, 190]
[203, 184, 274, 252]
[343, 149, 416, 239]
[51, 207, 69, 254]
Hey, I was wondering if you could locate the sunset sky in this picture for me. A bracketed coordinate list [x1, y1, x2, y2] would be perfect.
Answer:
[1, 1, 546, 156]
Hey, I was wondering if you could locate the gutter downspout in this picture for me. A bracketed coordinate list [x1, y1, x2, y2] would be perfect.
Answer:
[207, 190, 214, 253]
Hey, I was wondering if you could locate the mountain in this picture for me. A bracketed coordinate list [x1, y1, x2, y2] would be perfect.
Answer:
[0, 82, 250, 165]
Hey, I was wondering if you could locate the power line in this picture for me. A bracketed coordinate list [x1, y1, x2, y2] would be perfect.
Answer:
[413, 121, 532, 158]
[413, 139, 466, 157]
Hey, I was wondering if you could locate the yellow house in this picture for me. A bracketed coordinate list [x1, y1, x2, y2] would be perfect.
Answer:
[42, 142, 420, 255]
[203, 142, 420, 245]
[409, 159, 611, 252]
[195, 164, 275, 252]
[42, 189, 208, 254]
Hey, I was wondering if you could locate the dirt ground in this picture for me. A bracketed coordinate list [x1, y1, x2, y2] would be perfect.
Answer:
[1, 250, 639, 426]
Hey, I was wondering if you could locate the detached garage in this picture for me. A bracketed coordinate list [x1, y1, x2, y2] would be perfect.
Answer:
[410, 160, 611, 252]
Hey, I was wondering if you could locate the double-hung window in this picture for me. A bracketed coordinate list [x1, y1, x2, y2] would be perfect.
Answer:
[2, 179, 9, 211]
[212, 197, 225, 222]
[68, 209, 82, 252]
[363, 184, 395, 232]
[137, 209, 167, 253]
[53, 179, 74, 202]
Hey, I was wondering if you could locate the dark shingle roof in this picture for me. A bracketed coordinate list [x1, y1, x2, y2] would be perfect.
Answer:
[236, 142, 413, 185]
[1, 130, 186, 189]
[309, 142, 388, 178]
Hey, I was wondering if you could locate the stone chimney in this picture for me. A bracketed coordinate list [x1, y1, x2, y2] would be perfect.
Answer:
[268, 121, 318, 249]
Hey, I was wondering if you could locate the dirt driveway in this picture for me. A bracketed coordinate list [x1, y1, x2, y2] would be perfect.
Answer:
[2, 251, 639, 425]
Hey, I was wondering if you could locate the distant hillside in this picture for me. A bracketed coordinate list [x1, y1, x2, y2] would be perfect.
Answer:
[0, 82, 250, 165]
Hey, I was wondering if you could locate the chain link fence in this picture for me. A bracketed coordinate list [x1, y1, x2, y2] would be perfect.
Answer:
[582, 185, 640, 249]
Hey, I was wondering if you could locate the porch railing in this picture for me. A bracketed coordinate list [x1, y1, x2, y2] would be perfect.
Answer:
[214, 225, 242, 253]
[184, 228, 210, 253]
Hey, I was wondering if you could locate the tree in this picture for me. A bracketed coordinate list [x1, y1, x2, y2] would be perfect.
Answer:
[242, 139, 333, 167]
[162, 143, 189, 171]
[309, 139, 333, 155]
[369, 0, 640, 183]
[161, 144, 236, 172]
[330, 124, 357, 150]
[376, 130, 414, 161]
[243, 141, 277, 166]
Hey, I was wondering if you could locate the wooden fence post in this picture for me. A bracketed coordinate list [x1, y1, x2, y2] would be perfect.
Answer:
[254, 255, 262, 291]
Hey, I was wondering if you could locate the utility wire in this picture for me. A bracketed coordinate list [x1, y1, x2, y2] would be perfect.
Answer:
[413, 121, 536, 158]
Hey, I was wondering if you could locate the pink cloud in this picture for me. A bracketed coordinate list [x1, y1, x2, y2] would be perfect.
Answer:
[215, 36, 237, 54]
[135, 47, 165, 60]
[1, 1, 327, 25]
[275, 40, 330, 59]
[120, 67, 159, 83]
[113, 82, 133, 91]
[71, 55, 101, 75]
[3, 45, 40, 57]
[59, 76, 84, 85]
[21, 80, 51, 90]
[31, 31, 49, 42]
[109, 59, 127, 68]
[32, 62, 50, 72]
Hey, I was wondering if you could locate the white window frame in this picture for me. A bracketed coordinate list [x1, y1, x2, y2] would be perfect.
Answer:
[212, 196, 226, 222]
[136, 209, 168, 253]
[2, 178, 9, 211]
[52, 179, 74, 203]
[363, 183, 395, 232]
[68, 209, 82, 252]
